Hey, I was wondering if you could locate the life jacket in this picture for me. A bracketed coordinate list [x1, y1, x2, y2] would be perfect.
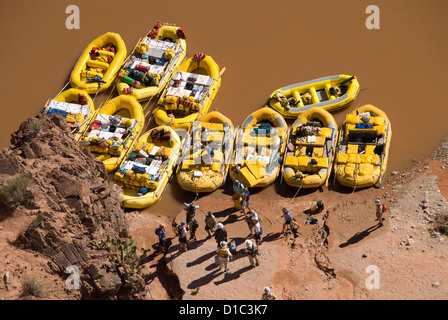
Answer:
[218, 247, 228, 258]
[161, 131, 171, 141]
[194, 53, 206, 62]
[148, 28, 159, 39]
[151, 129, 160, 140]
[154, 21, 163, 30]
[89, 47, 102, 59]
[176, 28, 186, 39]
[78, 94, 88, 105]
[190, 217, 199, 229]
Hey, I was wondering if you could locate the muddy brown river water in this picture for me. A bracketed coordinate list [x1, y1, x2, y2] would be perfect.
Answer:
[1, 0, 447, 216]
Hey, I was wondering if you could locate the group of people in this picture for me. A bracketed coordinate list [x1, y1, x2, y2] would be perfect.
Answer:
[153, 178, 387, 300]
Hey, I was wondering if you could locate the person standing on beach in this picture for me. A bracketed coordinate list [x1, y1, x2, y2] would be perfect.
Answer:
[253, 218, 263, 246]
[281, 208, 299, 235]
[233, 180, 245, 195]
[184, 202, 199, 225]
[177, 221, 188, 252]
[245, 239, 259, 267]
[241, 187, 251, 213]
[188, 215, 199, 241]
[217, 241, 233, 272]
[261, 287, 276, 300]
[244, 209, 259, 236]
[205, 211, 217, 238]
[374, 199, 387, 226]
[155, 223, 167, 253]
[214, 223, 228, 248]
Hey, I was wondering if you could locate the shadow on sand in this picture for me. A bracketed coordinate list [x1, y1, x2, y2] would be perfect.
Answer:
[339, 223, 383, 248]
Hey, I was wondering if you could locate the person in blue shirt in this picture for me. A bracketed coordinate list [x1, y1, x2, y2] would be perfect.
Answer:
[281, 208, 299, 235]
[155, 223, 167, 254]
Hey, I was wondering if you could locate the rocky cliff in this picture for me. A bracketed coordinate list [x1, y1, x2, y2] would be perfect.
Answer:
[0, 113, 146, 299]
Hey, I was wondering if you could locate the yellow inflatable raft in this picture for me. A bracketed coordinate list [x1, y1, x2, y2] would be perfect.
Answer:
[176, 111, 235, 193]
[116, 23, 187, 101]
[334, 104, 392, 188]
[153, 53, 222, 130]
[114, 125, 181, 209]
[268, 75, 360, 119]
[70, 32, 127, 94]
[78, 95, 144, 172]
[42, 88, 95, 139]
[230, 107, 287, 188]
[282, 107, 338, 189]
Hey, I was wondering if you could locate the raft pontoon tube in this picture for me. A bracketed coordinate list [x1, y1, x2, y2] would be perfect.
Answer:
[116, 23, 187, 101]
[229, 107, 287, 188]
[334, 104, 392, 188]
[282, 107, 338, 189]
[70, 32, 127, 94]
[268, 74, 360, 118]
[78, 95, 144, 173]
[115, 125, 181, 209]
[177, 111, 235, 193]
[43, 88, 95, 139]
[153, 53, 222, 131]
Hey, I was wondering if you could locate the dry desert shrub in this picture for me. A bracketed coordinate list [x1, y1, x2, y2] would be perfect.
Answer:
[0, 173, 32, 213]
[432, 213, 448, 236]
[23, 275, 46, 298]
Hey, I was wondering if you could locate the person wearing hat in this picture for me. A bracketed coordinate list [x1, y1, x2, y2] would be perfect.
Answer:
[184, 202, 199, 225]
[214, 223, 228, 248]
[245, 239, 259, 267]
[244, 209, 260, 236]
[233, 180, 245, 195]
[217, 241, 232, 272]
[261, 287, 276, 300]
[374, 199, 386, 226]
[281, 208, 299, 235]
[178, 221, 188, 252]
[205, 211, 217, 238]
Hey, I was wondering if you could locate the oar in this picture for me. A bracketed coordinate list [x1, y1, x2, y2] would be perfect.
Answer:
[219, 67, 226, 78]
[325, 128, 337, 189]
[339, 75, 356, 86]
[280, 126, 293, 185]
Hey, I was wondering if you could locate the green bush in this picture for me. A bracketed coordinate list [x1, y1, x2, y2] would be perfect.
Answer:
[24, 118, 42, 140]
[23, 275, 46, 298]
[89, 236, 150, 293]
[0, 174, 32, 212]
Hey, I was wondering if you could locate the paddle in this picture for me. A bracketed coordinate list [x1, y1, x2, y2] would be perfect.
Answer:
[219, 67, 226, 78]
[339, 75, 356, 87]
[279, 126, 293, 185]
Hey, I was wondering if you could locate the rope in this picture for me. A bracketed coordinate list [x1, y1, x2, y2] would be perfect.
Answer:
[246, 205, 273, 226]
[289, 180, 304, 204]
[54, 81, 71, 98]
